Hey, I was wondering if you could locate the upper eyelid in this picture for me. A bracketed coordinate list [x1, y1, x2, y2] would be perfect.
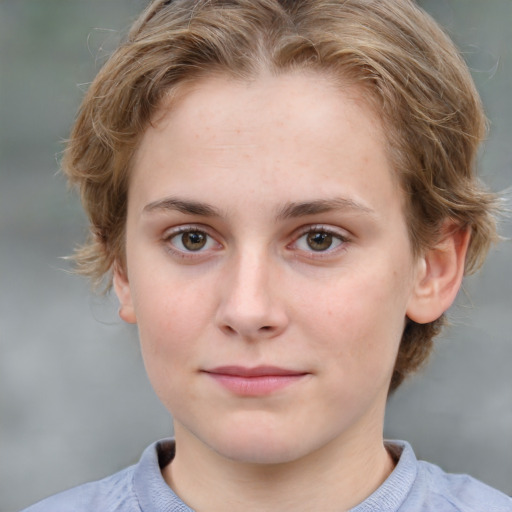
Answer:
[293, 224, 351, 239]
[163, 225, 220, 246]
[161, 223, 351, 247]
[162, 223, 350, 240]
[162, 226, 222, 258]
[289, 225, 351, 253]
[163, 223, 216, 238]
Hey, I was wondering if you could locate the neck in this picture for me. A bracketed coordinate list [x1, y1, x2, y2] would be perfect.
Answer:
[163, 422, 395, 512]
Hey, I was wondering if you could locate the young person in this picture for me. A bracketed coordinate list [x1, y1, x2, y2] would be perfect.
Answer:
[23, 0, 511, 510]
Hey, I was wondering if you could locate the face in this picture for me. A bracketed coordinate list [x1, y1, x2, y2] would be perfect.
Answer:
[115, 72, 424, 465]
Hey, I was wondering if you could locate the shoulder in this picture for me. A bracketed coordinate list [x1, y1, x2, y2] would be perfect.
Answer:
[412, 459, 512, 512]
[20, 465, 139, 512]
[366, 441, 512, 512]
[20, 439, 180, 512]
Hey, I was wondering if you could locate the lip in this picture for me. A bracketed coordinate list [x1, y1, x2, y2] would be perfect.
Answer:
[203, 366, 309, 396]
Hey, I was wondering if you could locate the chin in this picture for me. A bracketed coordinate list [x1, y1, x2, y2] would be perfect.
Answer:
[215, 441, 302, 465]
[204, 425, 312, 465]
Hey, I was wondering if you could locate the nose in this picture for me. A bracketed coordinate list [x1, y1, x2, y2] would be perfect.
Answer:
[215, 249, 289, 340]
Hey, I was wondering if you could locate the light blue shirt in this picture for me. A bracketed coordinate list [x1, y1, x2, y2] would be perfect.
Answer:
[22, 439, 512, 511]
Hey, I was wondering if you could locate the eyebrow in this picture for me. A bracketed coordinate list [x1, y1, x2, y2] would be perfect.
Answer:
[142, 196, 374, 219]
[275, 198, 375, 220]
[143, 197, 222, 217]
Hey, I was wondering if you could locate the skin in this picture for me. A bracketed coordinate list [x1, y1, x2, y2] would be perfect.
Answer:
[114, 72, 468, 511]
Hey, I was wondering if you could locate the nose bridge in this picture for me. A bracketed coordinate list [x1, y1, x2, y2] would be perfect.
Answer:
[216, 243, 287, 338]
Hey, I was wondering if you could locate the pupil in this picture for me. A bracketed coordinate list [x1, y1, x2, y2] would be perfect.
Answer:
[307, 232, 332, 251]
[183, 232, 206, 251]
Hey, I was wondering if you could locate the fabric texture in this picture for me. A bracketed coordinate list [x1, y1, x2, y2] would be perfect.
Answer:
[22, 439, 512, 512]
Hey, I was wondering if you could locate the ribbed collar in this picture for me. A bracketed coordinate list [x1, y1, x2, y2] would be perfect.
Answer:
[133, 439, 417, 512]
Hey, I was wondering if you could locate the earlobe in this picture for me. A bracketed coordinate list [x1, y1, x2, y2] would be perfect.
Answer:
[113, 263, 137, 324]
[406, 222, 470, 324]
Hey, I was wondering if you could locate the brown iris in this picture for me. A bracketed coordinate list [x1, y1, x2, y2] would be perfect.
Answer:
[181, 231, 207, 251]
[306, 231, 333, 251]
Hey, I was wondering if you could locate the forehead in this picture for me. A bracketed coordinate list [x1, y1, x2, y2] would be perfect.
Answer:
[155, 71, 384, 138]
[130, 72, 403, 217]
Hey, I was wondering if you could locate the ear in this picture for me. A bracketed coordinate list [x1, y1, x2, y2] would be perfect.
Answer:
[406, 222, 470, 324]
[113, 263, 137, 324]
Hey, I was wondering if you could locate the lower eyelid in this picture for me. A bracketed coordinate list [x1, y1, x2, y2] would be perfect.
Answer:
[162, 225, 349, 257]
[296, 235, 344, 250]
[162, 226, 226, 258]
[291, 227, 350, 253]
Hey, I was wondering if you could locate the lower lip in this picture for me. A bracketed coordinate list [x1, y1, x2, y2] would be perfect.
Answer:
[206, 373, 307, 396]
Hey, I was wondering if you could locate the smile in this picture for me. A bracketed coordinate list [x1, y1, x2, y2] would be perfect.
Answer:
[202, 366, 310, 396]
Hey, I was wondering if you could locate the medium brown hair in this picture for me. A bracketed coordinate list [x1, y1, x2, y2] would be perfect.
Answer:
[63, 0, 499, 391]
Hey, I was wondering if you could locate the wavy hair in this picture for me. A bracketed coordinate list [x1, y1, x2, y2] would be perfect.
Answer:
[63, 0, 499, 391]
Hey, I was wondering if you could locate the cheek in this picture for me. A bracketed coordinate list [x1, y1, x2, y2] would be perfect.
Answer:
[131, 259, 216, 331]
[137, 289, 205, 344]
[131, 277, 212, 384]
[135, 298, 200, 413]
[299, 263, 411, 372]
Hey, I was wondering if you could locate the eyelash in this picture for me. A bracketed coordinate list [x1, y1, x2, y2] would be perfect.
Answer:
[162, 224, 350, 260]
[163, 225, 221, 259]
[289, 225, 350, 258]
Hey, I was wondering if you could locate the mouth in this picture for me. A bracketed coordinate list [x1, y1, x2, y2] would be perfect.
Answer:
[202, 366, 310, 396]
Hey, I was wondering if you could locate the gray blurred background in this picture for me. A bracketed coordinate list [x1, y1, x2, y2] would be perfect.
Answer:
[1, 1, 511, 510]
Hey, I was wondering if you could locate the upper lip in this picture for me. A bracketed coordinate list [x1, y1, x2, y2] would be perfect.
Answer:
[204, 366, 308, 377]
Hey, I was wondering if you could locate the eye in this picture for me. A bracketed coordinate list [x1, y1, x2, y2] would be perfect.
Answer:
[167, 228, 218, 253]
[293, 228, 346, 253]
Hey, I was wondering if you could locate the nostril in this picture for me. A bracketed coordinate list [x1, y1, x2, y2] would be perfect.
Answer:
[221, 325, 237, 335]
